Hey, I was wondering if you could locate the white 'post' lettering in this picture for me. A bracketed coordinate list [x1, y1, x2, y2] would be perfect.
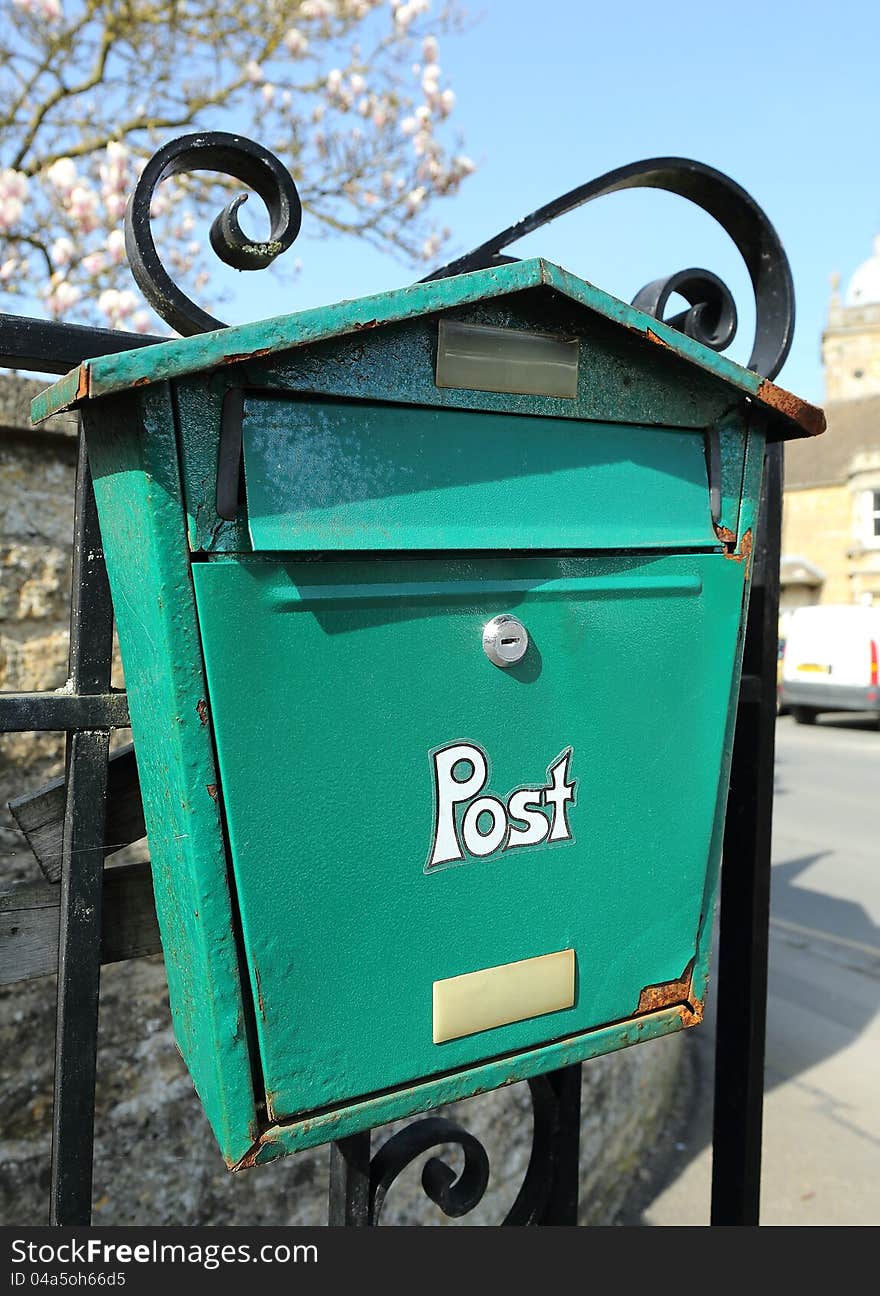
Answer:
[543, 748, 576, 841]
[429, 743, 487, 867]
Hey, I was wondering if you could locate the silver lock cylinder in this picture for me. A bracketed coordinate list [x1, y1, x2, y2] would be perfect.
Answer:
[482, 615, 529, 667]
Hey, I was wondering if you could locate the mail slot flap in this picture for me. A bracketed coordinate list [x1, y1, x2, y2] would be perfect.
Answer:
[241, 397, 719, 552]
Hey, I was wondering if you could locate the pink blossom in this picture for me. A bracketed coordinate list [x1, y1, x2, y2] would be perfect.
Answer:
[283, 27, 309, 55]
[245, 60, 263, 83]
[12, 0, 62, 21]
[0, 169, 28, 202]
[67, 184, 100, 233]
[45, 280, 82, 317]
[301, 0, 333, 16]
[422, 35, 439, 63]
[0, 171, 28, 232]
[50, 236, 74, 267]
[0, 196, 24, 233]
[106, 229, 127, 264]
[45, 158, 77, 194]
[81, 252, 106, 276]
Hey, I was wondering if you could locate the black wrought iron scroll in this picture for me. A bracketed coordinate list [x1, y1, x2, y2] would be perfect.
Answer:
[425, 156, 795, 382]
[124, 131, 303, 336]
[1, 133, 790, 1227]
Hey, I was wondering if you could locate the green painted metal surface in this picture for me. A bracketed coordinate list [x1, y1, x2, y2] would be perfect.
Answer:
[80, 388, 259, 1166]
[33, 259, 821, 1166]
[32, 257, 822, 445]
[241, 398, 718, 552]
[192, 552, 744, 1122]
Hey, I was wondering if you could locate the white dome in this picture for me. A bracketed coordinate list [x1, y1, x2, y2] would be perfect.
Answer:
[845, 234, 880, 306]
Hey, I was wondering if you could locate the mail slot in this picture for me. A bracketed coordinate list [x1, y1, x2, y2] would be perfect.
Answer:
[33, 257, 823, 1170]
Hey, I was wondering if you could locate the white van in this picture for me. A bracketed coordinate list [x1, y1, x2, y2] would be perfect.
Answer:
[780, 604, 880, 725]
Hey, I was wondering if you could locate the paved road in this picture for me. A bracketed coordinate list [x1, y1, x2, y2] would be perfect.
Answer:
[627, 712, 880, 1226]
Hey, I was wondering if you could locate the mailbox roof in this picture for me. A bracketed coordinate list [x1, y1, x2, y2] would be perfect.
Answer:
[33, 257, 824, 440]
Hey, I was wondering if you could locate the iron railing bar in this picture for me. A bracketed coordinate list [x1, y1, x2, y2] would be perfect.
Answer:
[537, 1064, 583, 1224]
[49, 442, 115, 1226]
[0, 692, 129, 732]
[0, 312, 164, 375]
[709, 441, 782, 1225]
[49, 728, 109, 1224]
[328, 1133, 372, 1226]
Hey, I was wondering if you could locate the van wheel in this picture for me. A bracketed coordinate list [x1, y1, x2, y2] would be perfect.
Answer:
[792, 707, 817, 725]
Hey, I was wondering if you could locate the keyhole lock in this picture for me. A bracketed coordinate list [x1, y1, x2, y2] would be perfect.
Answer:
[482, 614, 529, 668]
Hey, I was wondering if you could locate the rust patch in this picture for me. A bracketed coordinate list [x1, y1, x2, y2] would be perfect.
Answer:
[219, 345, 273, 367]
[230, 1132, 275, 1173]
[714, 524, 753, 573]
[196, 699, 209, 725]
[714, 523, 737, 552]
[253, 964, 266, 1021]
[756, 379, 826, 439]
[635, 959, 698, 1021]
[353, 317, 379, 331]
[75, 365, 89, 402]
[646, 327, 670, 348]
[206, 784, 217, 800]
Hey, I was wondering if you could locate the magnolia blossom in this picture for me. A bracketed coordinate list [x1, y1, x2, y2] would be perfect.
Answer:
[67, 184, 100, 233]
[392, 0, 430, 31]
[2, 0, 473, 324]
[12, 0, 62, 21]
[283, 27, 309, 55]
[50, 236, 74, 266]
[81, 252, 106, 276]
[106, 228, 127, 264]
[45, 158, 77, 194]
[300, 0, 334, 17]
[44, 279, 82, 316]
[0, 169, 28, 233]
[98, 288, 139, 326]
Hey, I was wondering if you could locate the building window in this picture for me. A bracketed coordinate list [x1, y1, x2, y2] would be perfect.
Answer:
[862, 489, 880, 545]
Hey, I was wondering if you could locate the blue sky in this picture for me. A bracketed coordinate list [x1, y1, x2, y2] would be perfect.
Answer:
[230, 0, 880, 407]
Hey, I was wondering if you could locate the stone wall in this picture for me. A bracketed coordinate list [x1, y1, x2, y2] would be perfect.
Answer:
[0, 373, 689, 1226]
[782, 483, 856, 607]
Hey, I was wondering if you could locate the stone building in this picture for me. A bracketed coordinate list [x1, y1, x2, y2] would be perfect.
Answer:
[781, 238, 880, 627]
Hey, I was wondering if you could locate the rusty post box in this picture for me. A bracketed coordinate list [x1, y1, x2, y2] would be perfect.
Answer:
[33, 255, 823, 1170]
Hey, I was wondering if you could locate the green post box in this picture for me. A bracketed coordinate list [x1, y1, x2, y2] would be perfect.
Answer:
[33, 257, 823, 1170]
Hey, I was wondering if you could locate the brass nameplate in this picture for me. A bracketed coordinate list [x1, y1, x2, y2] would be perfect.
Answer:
[432, 949, 575, 1044]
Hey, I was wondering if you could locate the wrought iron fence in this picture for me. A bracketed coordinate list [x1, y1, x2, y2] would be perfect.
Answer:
[0, 138, 786, 1226]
